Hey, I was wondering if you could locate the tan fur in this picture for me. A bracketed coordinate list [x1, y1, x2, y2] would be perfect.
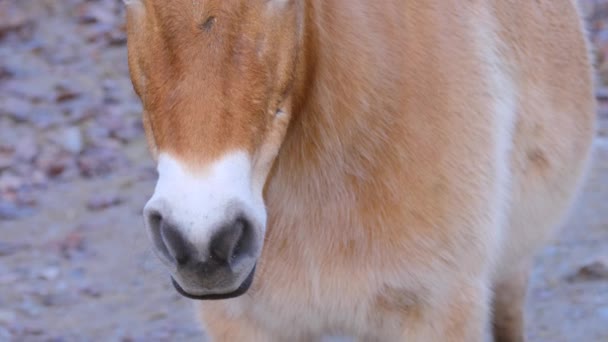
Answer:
[125, 0, 596, 340]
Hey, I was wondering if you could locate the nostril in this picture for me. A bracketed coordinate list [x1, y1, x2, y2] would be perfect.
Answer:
[210, 217, 255, 266]
[210, 220, 243, 263]
[160, 221, 191, 266]
[147, 210, 171, 261]
[232, 219, 251, 260]
[146, 209, 190, 266]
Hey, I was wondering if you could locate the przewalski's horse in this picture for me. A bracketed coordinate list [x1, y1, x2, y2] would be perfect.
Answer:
[123, 0, 596, 341]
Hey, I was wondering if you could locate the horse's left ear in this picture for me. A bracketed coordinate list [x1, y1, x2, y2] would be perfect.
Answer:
[122, 0, 143, 7]
[123, 0, 145, 15]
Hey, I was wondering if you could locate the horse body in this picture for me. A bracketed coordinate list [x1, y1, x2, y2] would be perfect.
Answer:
[124, 0, 595, 341]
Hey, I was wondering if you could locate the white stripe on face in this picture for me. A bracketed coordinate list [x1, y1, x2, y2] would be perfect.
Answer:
[143, 151, 267, 265]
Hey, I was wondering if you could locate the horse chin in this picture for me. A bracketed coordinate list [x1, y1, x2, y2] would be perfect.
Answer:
[170, 264, 257, 301]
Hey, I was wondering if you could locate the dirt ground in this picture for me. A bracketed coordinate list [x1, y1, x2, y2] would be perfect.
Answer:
[1, 1, 608, 341]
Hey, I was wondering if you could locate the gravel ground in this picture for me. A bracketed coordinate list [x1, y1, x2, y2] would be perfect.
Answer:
[1, 0, 607, 341]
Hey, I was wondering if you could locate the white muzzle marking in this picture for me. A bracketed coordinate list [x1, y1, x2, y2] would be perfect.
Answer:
[143, 150, 267, 266]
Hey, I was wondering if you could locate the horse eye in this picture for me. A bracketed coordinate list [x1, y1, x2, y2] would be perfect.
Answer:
[200, 16, 216, 32]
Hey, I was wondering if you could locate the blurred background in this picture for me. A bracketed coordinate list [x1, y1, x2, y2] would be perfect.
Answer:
[0, 0, 607, 341]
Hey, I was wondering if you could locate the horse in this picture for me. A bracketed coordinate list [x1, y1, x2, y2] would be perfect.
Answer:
[123, 0, 596, 340]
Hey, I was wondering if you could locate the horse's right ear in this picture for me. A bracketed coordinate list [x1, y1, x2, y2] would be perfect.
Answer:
[123, 0, 144, 13]
[122, 0, 141, 6]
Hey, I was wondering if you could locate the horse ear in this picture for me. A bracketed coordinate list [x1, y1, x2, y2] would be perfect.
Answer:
[123, 0, 145, 13]
[122, 0, 141, 6]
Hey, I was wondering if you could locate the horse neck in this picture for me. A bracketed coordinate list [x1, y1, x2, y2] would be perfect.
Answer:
[265, 0, 403, 231]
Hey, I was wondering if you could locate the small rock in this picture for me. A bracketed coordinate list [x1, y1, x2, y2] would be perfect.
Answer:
[0, 309, 16, 325]
[0, 241, 29, 257]
[15, 190, 37, 206]
[14, 134, 38, 162]
[33, 290, 75, 307]
[0, 202, 34, 220]
[76, 3, 116, 25]
[57, 231, 86, 259]
[107, 28, 127, 46]
[121, 336, 135, 342]
[598, 307, 608, 320]
[69, 267, 86, 279]
[598, 119, 608, 138]
[78, 147, 126, 177]
[38, 292, 71, 307]
[3, 78, 57, 103]
[0, 172, 22, 192]
[0, 152, 12, 171]
[38, 267, 60, 281]
[66, 104, 97, 124]
[0, 326, 10, 340]
[27, 110, 64, 129]
[83, 123, 111, 146]
[0, 273, 20, 285]
[147, 311, 168, 322]
[0, 2, 31, 36]
[137, 166, 158, 181]
[55, 86, 81, 103]
[53, 126, 84, 154]
[99, 111, 125, 132]
[31, 170, 47, 186]
[45, 337, 68, 342]
[75, 223, 103, 232]
[19, 298, 42, 317]
[566, 259, 608, 282]
[80, 286, 102, 298]
[86, 193, 124, 211]
[37, 148, 75, 179]
[83, 22, 113, 44]
[0, 96, 32, 122]
[112, 120, 143, 144]
[45, 157, 71, 178]
[22, 326, 44, 336]
[597, 87, 608, 100]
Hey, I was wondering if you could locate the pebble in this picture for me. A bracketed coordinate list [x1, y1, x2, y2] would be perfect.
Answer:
[567, 259, 608, 282]
[19, 298, 42, 318]
[57, 231, 86, 259]
[0, 241, 28, 257]
[0, 96, 31, 122]
[0, 326, 10, 340]
[86, 193, 124, 211]
[80, 286, 102, 298]
[53, 126, 84, 154]
[39, 267, 60, 281]
[14, 136, 37, 163]
[23, 326, 45, 336]
[597, 87, 608, 100]
[0, 309, 16, 325]
[0, 172, 23, 192]
[0, 153, 12, 170]
[0, 2, 30, 34]
[78, 147, 127, 177]
[38, 292, 71, 307]
[76, 2, 117, 25]
[0, 202, 34, 220]
[0, 273, 20, 285]
[147, 311, 167, 322]
[69, 267, 86, 279]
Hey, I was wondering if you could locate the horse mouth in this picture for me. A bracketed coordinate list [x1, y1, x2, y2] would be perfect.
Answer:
[170, 265, 256, 300]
